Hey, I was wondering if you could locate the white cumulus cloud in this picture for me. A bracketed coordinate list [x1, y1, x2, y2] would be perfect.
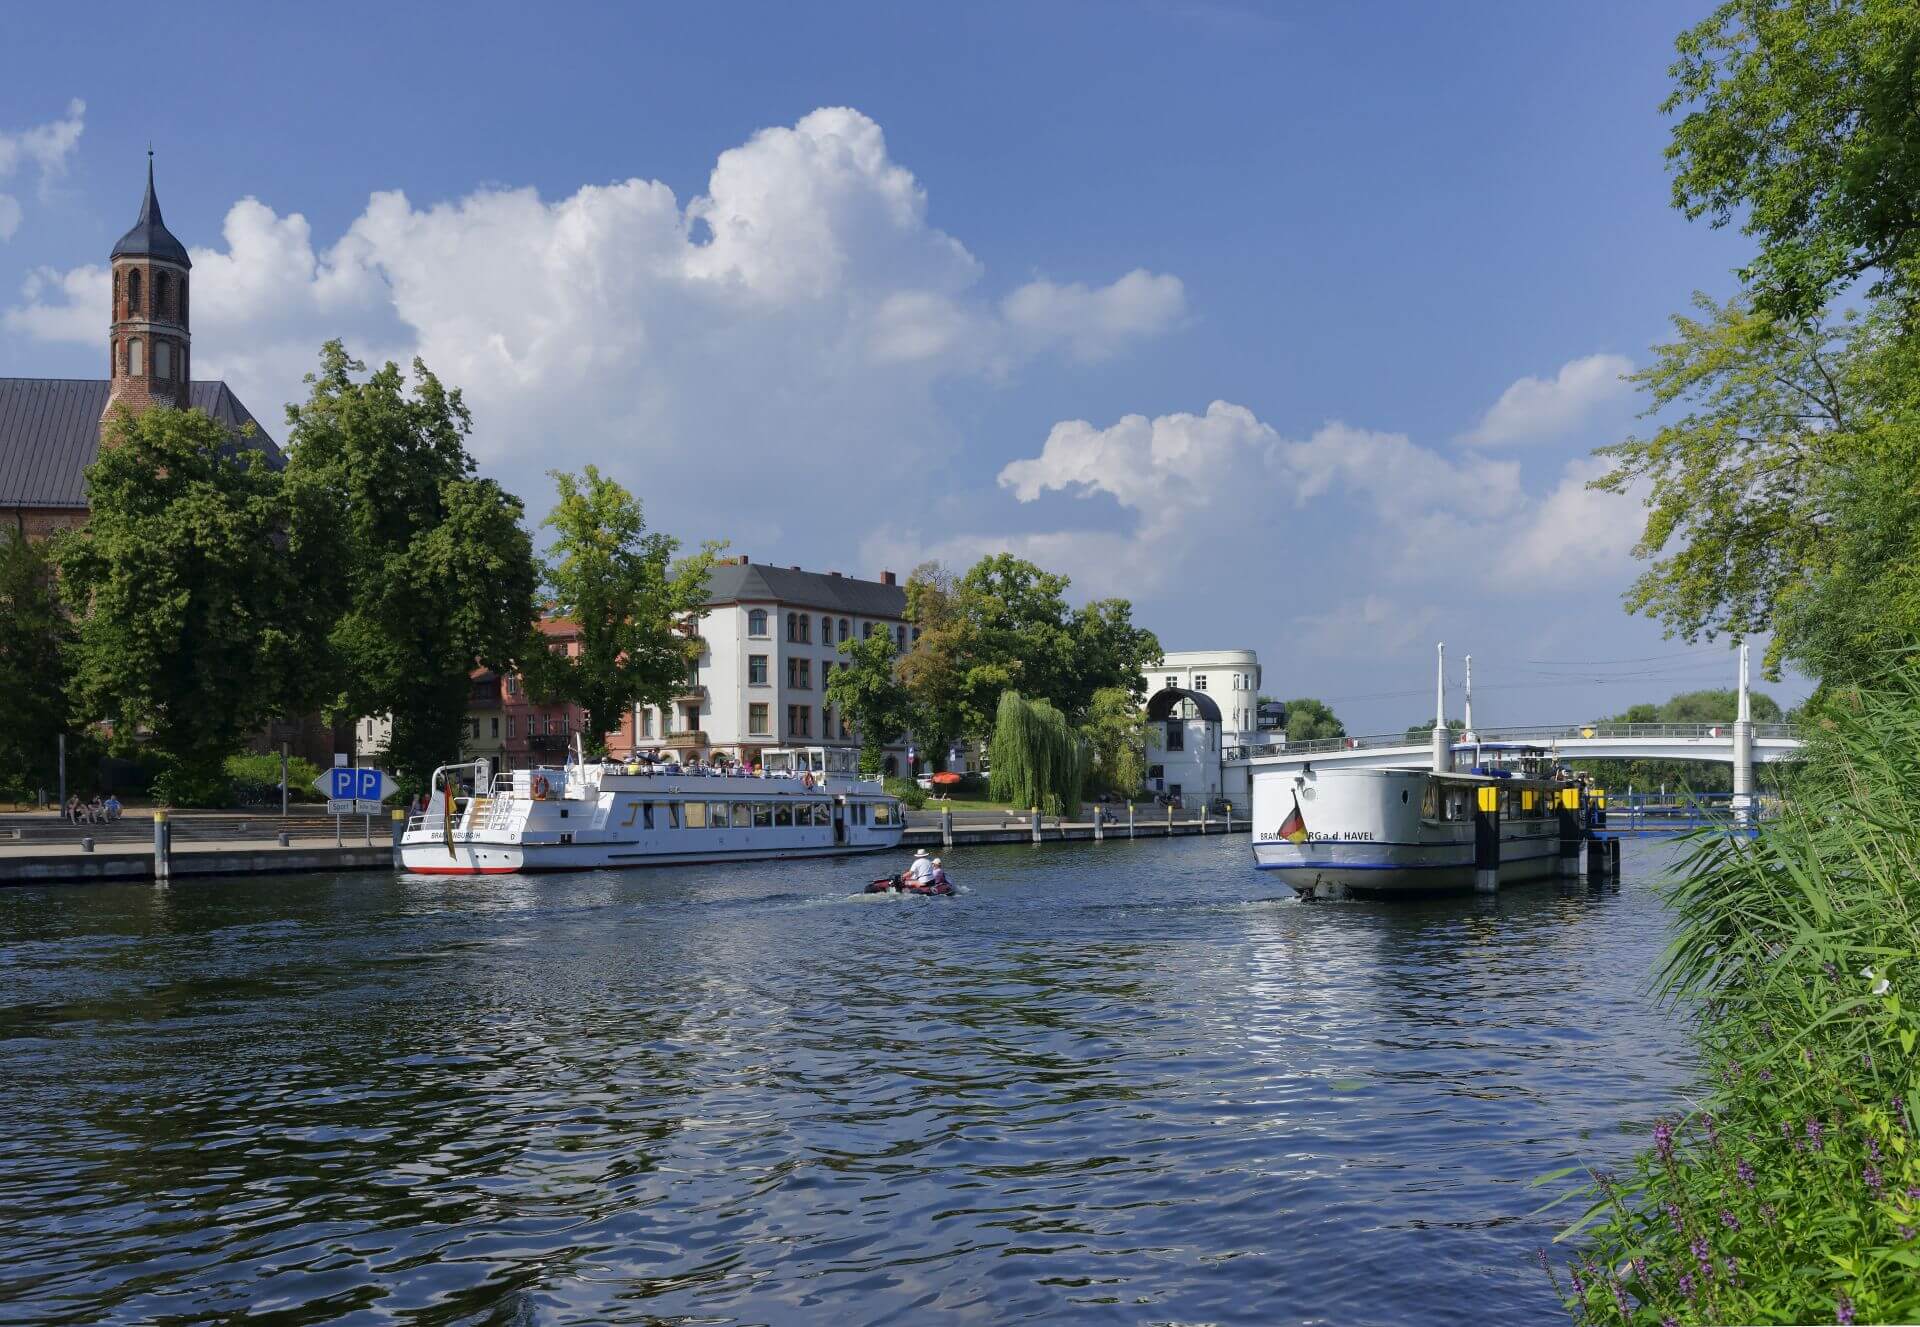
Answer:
[5, 107, 1182, 558]
[0, 98, 85, 240]
[1461, 351, 1632, 447]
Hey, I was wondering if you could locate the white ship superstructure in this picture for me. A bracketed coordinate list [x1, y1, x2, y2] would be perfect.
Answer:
[399, 746, 904, 875]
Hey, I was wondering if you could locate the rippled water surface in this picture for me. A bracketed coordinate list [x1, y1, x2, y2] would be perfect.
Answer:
[0, 835, 1699, 1325]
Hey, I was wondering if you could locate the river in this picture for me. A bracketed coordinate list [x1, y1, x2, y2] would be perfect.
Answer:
[0, 835, 1696, 1325]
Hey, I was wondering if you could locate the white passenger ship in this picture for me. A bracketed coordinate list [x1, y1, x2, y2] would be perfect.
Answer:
[399, 746, 905, 875]
[1250, 648, 1575, 897]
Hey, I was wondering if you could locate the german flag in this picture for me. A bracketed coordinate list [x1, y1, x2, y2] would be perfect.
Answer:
[443, 779, 457, 858]
[1278, 791, 1308, 844]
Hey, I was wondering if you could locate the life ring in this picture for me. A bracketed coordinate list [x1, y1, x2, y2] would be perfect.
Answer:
[531, 773, 551, 801]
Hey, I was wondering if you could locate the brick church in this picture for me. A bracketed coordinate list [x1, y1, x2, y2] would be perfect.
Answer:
[0, 158, 279, 538]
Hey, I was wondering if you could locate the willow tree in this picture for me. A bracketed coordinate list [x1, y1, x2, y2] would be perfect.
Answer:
[988, 690, 1087, 814]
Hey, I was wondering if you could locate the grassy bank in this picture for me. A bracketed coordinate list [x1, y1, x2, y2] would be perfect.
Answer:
[1544, 674, 1920, 1323]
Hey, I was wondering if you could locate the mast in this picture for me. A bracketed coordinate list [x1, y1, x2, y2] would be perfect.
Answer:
[1431, 642, 1451, 773]
[1463, 653, 1475, 741]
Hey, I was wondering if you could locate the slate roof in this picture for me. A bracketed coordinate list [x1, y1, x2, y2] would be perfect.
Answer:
[111, 161, 192, 267]
[702, 560, 907, 617]
[0, 378, 281, 509]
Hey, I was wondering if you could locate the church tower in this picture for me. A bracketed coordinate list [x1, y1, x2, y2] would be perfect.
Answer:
[103, 153, 192, 424]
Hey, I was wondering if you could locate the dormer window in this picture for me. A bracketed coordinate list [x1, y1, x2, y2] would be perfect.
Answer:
[126, 269, 142, 315]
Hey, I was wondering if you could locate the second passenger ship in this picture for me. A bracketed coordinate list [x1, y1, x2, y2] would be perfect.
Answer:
[399, 745, 905, 875]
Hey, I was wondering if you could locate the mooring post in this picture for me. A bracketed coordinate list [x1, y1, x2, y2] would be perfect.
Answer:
[152, 811, 170, 884]
[1556, 786, 1582, 878]
[1201, 803, 1209, 834]
[1586, 834, 1609, 882]
[1093, 805, 1104, 842]
[1127, 800, 1136, 839]
[1166, 802, 1175, 837]
[1473, 785, 1500, 893]
[390, 809, 406, 867]
[1031, 805, 1042, 844]
[941, 806, 953, 848]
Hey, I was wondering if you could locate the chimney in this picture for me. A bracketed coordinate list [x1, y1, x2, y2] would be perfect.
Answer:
[791, 564, 802, 571]
[829, 570, 842, 577]
[881, 569, 897, 586]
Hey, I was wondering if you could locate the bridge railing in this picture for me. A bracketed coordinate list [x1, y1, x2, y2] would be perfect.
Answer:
[1226, 721, 1801, 762]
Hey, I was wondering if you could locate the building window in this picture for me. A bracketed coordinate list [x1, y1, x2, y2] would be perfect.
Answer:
[748, 608, 768, 637]
[1166, 722, 1185, 751]
[911, 627, 921, 643]
[1165, 675, 1177, 691]
[507, 675, 519, 696]
[749, 703, 770, 736]
[787, 704, 812, 738]
[838, 618, 849, 641]
[128, 338, 144, 376]
[507, 715, 517, 739]
[1194, 674, 1208, 691]
[748, 654, 768, 685]
[155, 341, 171, 380]
[127, 269, 141, 314]
[821, 704, 833, 736]
[641, 709, 654, 737]
[490, 717, 499, 738]
[788, 657, 812, 689]
[820, 614, 831, 641]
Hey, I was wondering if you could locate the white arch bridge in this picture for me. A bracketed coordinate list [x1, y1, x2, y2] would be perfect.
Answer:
[1224, 721, 1804, 774]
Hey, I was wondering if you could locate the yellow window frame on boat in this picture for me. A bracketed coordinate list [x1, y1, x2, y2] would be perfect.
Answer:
[1476, 785, 1499, 813]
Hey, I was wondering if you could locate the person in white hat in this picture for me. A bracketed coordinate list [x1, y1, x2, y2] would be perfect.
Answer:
[905, 847, 935, 885]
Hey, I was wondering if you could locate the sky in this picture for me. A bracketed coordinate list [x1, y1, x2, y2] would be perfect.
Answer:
[0, 0, 1804, 732]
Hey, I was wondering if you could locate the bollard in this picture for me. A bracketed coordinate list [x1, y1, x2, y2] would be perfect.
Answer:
[1166, 802, 1174, 837]
[1127, 800, 1136, 839]
[81, 836, 94, 853]
[152, 811, 171, 884]
[1031, 806, 1042, 844]
[278, 831, 290, 847]
[1093, 805, 1104, 842]
[1556, 787, 1582, 879]
[941, 806, 954, 848]
[1608, 836, 1621, 877]
[1473, 785, 1500, 893]
[390, 809, 406, 867]
[1201, 803, 1209, 835]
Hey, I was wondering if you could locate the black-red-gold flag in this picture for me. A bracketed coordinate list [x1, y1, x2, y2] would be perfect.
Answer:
[1279, 791, 1307, 844]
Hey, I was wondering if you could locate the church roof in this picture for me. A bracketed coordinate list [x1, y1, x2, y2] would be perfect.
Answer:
[0, 379, 280, 509]
[702, 560, 907, 616]
[110, 160, 192, 268]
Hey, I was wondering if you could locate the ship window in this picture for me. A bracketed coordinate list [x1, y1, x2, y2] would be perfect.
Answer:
[1421, 783, 1438, 819]
[709, 802, 730, 827]
[771, 804, 791, 827]
[874, 801, 894, 825]
[732, 802, 753, 826]
[754, 803, 772, 827]
[815, 802, 832, 826]
[666, 802, 680, 829]
[643, 802, 655, 829]
[684, 801, 708, 829]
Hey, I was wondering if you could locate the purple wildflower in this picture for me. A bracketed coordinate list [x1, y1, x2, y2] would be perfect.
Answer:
[1631, 1257, 1649, 1283]
[1761, 1203, 1777, 1224]
[1737, 1157, 1756, 1187]
[1702, 1112, 1719, 1147]
[1865, 1163, 1884, 1194]
[1677, 1272, 1696, 1301]
[1569, 1263, 1587, 1299]
[1662, 1319, 1679, 1327]
[1823, 961, 1839, 980]
[1837, 1292, 1855, 1325]
[1893, 1094, 1906, 1120]
[1609, 1277, 1631, 1316]
[1868, 1137, 1882, 1163]
[1720, 1208, 1741, 1231]
[1781, 1120, 1793, 1141]
[1807, 1117, 1825, 1151]
[1654, 1118, 1676, 1165]
[1898, 1225, 1915, 1241]
[1759, 1067, 1774, 1082]
[1760, 1019, 1775, 1037]
[1691, 1235, 1714, 1279]
[1723, 1255, 1738, 1282]
[1664, 1200, 1686, 1233]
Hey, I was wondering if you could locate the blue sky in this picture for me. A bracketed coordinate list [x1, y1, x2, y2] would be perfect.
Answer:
[0, 1, 1797, 729]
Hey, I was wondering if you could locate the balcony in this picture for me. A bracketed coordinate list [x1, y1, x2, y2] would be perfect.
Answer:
[527, 732, 570, 753]
[674, 685, 708, 705]
[663, 730, 710, 749]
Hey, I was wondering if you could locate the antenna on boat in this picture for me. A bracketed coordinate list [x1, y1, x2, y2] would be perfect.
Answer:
[1431, 642, 1451, 773]
[1462, 653, 1476, 742]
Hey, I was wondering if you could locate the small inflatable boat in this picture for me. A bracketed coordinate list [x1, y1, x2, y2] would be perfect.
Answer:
[865, 874, 956, 897]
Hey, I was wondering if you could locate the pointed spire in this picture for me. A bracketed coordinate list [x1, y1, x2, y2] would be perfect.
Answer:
[111, 151, 190, 268]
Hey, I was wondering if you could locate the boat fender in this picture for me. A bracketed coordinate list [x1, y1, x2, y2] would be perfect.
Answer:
[531, 773, 550, 801]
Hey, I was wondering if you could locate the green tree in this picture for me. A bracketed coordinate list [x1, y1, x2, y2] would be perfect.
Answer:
[284, 343, 537, 790]
[523, 466, 718, 755]
[1277, 697, 1345, 743]
[897, 562, 970, 765]
[56, 407, 328, 802]
[1082, 686, 1149, 797]
[1666, 0, 1920, 319]
[988, 690, 1085, 814]
[0, 528, 72, 802]
[828, 628, 915, 773]
[1589, 295, 1881, 671]
[1066, 598, 1163, 713]
[1402, 718, 1464, 743]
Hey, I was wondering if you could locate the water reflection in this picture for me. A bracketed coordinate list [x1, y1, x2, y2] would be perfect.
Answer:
[0, 836, 1692, 1324]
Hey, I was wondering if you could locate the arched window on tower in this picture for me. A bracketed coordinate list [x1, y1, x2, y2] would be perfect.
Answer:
[179, 277, 187, 324]
[155, 341, 172, 380]
[156, 272, 170, 319]
[127, 270, 142, 315]
[128, 338, 144, 376]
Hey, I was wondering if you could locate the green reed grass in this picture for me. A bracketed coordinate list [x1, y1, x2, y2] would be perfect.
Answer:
[1541, 670, 1920, 1325]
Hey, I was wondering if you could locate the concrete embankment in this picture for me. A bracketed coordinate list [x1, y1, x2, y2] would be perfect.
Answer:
[0, 815, 1248, 885]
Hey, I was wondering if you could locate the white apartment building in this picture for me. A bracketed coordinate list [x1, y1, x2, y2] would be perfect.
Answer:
[1152, 649, 1264, 741]
[620, 557, 916, 771]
